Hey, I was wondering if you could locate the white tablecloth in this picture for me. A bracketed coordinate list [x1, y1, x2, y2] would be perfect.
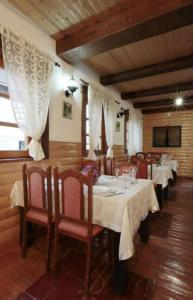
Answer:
[10, 175, 159, 261]
[152, 165, 173, 189]
[161, 160, 178, 173]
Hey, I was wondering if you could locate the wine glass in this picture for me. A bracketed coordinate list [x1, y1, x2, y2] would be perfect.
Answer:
[115, 168, 119, 178]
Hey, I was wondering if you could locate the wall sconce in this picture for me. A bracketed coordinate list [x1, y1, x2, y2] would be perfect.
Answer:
[117, 107, 129, 118]
[65, 76, 79, 97]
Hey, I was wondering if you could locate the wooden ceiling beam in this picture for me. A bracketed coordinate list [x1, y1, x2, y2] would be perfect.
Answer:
[122, 82, 193, 99]
[101, 55, 193, 85]
[53, 1, 193, 63]
[134, 95, 193, 108]
[142, 104, 193, 114]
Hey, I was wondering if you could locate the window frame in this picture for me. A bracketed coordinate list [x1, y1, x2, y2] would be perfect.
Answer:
[0, 51, 49, 161]
[81, 85, 107, 157]
[124, 111, 129, 154]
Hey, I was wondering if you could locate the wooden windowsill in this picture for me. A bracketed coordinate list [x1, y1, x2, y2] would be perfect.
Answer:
[0, 157, 33, 163]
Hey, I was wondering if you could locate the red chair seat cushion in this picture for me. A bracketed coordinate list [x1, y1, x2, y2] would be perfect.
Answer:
[58, 219, 103, 239]
[26, 210, 48, 225]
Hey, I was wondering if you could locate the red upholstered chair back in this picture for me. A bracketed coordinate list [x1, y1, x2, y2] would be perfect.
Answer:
[136, 152, 146, 160]
[104, 157, 115, 176]
[137, 160, 153, 179]
[130, 155, 138, 164]
[23, 164, 52, 215]
[137, 160, 148, 179]
[118, 162, 138, 176]
[54, 168, 94, 232]
[82, 159, 101, 176]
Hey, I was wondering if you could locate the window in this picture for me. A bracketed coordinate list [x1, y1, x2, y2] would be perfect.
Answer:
[81, 85, 107, 156]
[0, 63, 49, 160]
[153, 126, 181, 147]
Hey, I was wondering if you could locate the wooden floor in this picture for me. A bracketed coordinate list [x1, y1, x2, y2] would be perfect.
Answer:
[0, 178, 193, 299]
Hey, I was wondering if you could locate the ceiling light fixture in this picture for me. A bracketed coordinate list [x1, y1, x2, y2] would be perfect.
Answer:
[175, 97, 183, 106]
[117, 107, 129, 118]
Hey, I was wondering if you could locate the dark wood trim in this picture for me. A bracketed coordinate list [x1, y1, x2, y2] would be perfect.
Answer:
[0, 58, 4, 68]
[41, 115, 49, 159]
[81, 85, 107, 156]
[0, 157, 33, 163]
[142, 105, 193, 114]
[124, 112, 129, 154]
[122, 82, 193, 99]
[0, 121, 18, 128]
[81, 85, 88, 157]
[0, 150, 29, 159]
[134, 95, 193, 109]
[101, 55, 193, 86]
[0, 92, 9, 99]
[101, 106, 108, 155]
[54, 1, 193, 63]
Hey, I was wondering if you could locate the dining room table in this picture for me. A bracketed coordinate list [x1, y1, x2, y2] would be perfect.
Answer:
[148, 164, 173, 209]
[10, 174, 159, 294]
[161, 159, 178, 182]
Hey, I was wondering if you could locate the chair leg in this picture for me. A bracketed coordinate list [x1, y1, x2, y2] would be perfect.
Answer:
[53, 228, 59, 276]
[84, 241, 91, 297]
[22, 219, 28, 258]
[46, 225, 52, 272]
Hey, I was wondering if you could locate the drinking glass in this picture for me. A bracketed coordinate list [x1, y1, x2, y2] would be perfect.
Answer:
[115, 168, 119, 178]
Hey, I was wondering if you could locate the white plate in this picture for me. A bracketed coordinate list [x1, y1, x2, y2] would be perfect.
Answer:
[93, 185, 110, 194]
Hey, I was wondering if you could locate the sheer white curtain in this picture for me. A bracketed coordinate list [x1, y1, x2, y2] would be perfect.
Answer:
[128, 110, 143, 155]
[88, 84, 103, 160]
[1, 27, 53, 160]
[103, 96, 116, 157]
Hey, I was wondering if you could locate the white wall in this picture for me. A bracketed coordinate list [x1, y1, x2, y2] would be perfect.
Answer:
[0, 0, 140, 147]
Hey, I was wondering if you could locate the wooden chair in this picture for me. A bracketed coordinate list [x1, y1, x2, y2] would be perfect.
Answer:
[81, 159, 101, 176]
[53, 168, 104, 297]
[130, 155, 138, 164]
[103, 157, 115, 176]
[137, 160, 152, 179]
[136, 152, 147, 160]
[22, 164, 53, 271]
[118, 162, 138, 176]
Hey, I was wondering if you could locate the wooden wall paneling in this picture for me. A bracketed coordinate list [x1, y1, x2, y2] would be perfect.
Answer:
[114, 145, 128, 163]
[143, 111, 193, 177]
[0, 141, 82, 244]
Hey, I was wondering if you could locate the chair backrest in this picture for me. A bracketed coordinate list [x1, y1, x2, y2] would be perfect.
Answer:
[81, 159, 101, 176]
[118, 162, 138, 177]
[54, 168, 94, 229]
[130, 155, 138, 164]
[104, 157, 115, 176]
[147, 152, 161, 160]
[22, 164, 52, 214]
[136, 152, 146, 160]
[137, 160, 153, 179]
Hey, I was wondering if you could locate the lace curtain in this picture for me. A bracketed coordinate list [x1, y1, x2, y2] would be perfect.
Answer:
[1, 27, 53, 160]
[128, 110, 143, 155]
[88, 84, 103, 160]
[103, 96, 116, 158]
[88, 84, 116, 159]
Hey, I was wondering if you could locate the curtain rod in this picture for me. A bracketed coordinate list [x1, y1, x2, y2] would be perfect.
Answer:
[80, 78, 89, 85]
